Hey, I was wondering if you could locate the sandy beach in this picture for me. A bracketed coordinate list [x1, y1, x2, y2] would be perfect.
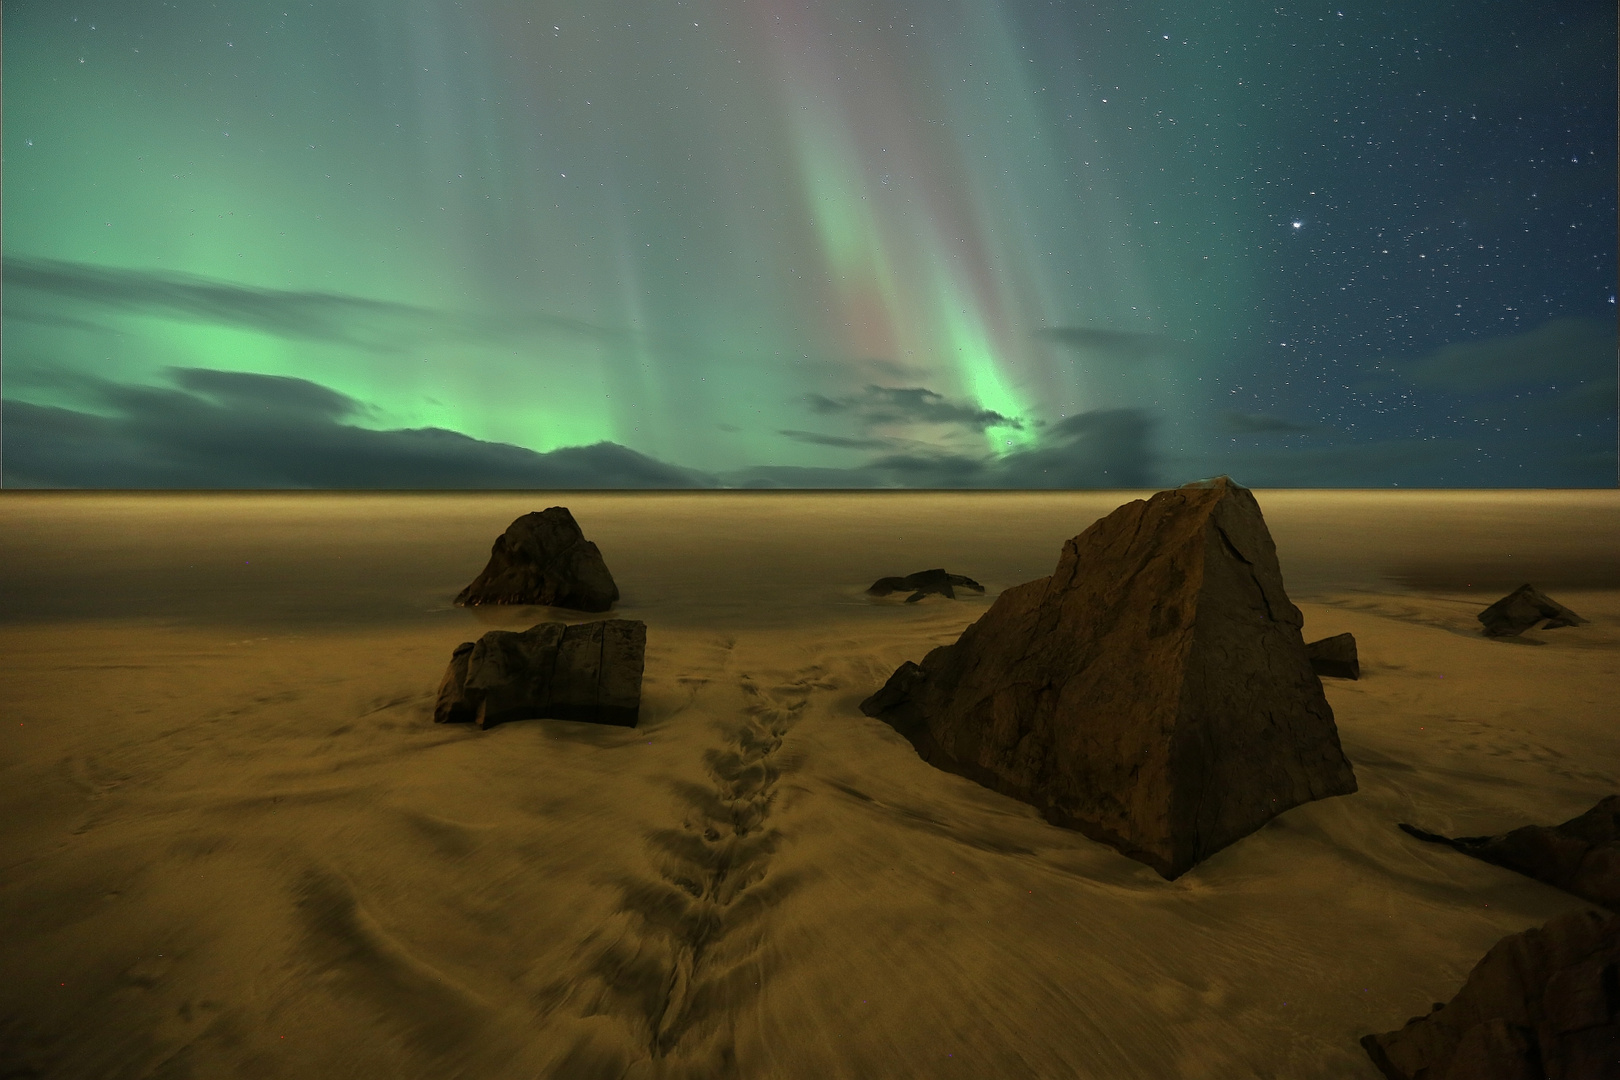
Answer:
[2, 489, 1616, 1079]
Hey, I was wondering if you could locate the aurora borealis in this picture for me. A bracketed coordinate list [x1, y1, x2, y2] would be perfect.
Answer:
[3, 0, 1615, 488]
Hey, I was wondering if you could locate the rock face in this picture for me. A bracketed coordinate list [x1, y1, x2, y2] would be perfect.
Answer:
[455, 508, 619, 612]
[860, 476, 1358, 880]
[1399, 796, 1620, 911]
[1478, 584, 1587, 637]
[434, 619, 646, 728]
[1306, 632, 1361, 680]
[1361, 908, 1620, 1080]
[867, 568, 986, 603]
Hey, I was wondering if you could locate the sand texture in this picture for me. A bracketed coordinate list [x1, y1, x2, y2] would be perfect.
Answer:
[1, 490, 1617, 1079]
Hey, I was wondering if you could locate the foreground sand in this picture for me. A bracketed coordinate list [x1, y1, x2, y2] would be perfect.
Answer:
[2, 491, 1617, 1079]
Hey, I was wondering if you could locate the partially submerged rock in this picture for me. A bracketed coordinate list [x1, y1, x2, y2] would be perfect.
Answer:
[1306, 632, 1361, 680]
[455, 507, 619, 612]
[1361, 908, 1620, 1080]
[1399, 796, 1620, 911]
[435, 619, 646, 729]
[867, 568, 986, 603]
[860, 477, 1358, 880]
[1478, 584, 1587, 638]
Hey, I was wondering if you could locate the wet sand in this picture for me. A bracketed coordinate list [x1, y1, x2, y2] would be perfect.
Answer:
[1, 490, 1616, 1078]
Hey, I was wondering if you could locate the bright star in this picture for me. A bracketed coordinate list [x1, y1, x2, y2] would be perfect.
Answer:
[1292, 221, 1303, 229]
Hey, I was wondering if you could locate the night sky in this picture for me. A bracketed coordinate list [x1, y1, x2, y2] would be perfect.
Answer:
[3, 0, 1615, 488]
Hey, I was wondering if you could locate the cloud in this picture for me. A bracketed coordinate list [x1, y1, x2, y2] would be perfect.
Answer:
[726, 409, 1156, 489]
[805, 384, 1023, 433]
[5, 368, 1154, 489]
[5, 257, 430, 350]
[2, 308, 118, 334]
[777, 429, 894, 450]
[3, 256, 626, 351]
[1038, 326, 1191, 363]
[1221, 411, 1320, 435]
[1399, 317, 1616, 392]
[164, 367, 364, 421]
[3, 368, 713, 489]
[987, 409, 1157, 487]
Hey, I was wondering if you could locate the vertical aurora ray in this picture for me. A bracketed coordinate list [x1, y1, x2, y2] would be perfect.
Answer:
[752, 0, 1045, 453]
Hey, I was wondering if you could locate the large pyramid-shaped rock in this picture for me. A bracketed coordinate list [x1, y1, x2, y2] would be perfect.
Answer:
[860, 477, 1358, 879]
[455, 507, 619, 612]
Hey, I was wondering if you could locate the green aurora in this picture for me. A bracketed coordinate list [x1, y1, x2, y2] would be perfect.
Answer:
[3, 0, 1614, 487]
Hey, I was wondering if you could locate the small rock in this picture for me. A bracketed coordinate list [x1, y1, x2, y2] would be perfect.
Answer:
[1478, 584, 1587, 638]
[867, 568, 986, 603]
[1306, 632, 1360, 680]
[1361, 908, 1620, 1080]
[1399, 795, 1620, 911]
[455, 507, 619, 612]
[434, 619, 646, 728]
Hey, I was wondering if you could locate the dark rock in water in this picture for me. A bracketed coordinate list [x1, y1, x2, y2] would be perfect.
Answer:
[867, 568, 986, 603]
[1360, 908, 1620, 1080]
[1478, 584, 1587, 638]
[1306, 632, 1361, 680]
[859, 476, 1357, 880]
[434, 619, 646, 729]
[455, 507, 619, 612]
[1399, 796, 1620, 911]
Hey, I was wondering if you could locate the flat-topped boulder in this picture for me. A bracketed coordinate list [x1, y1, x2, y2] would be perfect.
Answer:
[1306, 632, 1360, 680]
[435, 619, 646, 729]
[1478, 584, 1586, 638]
[861, 476, 1358, 880]
[1361, 909, 1620, 1080]
[455, 507, 619, 612]
[867, 569, 985, 603]
[1399, 795, 1620, 911]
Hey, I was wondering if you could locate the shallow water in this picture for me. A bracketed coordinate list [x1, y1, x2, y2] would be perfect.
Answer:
[2, 489, 1615, 629]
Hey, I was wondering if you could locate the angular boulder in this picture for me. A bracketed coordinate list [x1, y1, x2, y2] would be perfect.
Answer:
[1399, 796, 1620, 911]
[1478, 584, 1587, 638]
[1361, 908, 1620, 1080]
[435, 619, 646, 728]
[455, 507, 619, 612]
[867, 568, 986, 603]
[860, 476, 1358, 880]
[1307, 632, 1361, 680]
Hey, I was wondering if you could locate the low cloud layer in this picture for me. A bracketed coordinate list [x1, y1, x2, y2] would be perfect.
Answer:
[4, 368, 711, 489]
[8, 331, 1609, 489]
[4, 369, 1154, 490]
